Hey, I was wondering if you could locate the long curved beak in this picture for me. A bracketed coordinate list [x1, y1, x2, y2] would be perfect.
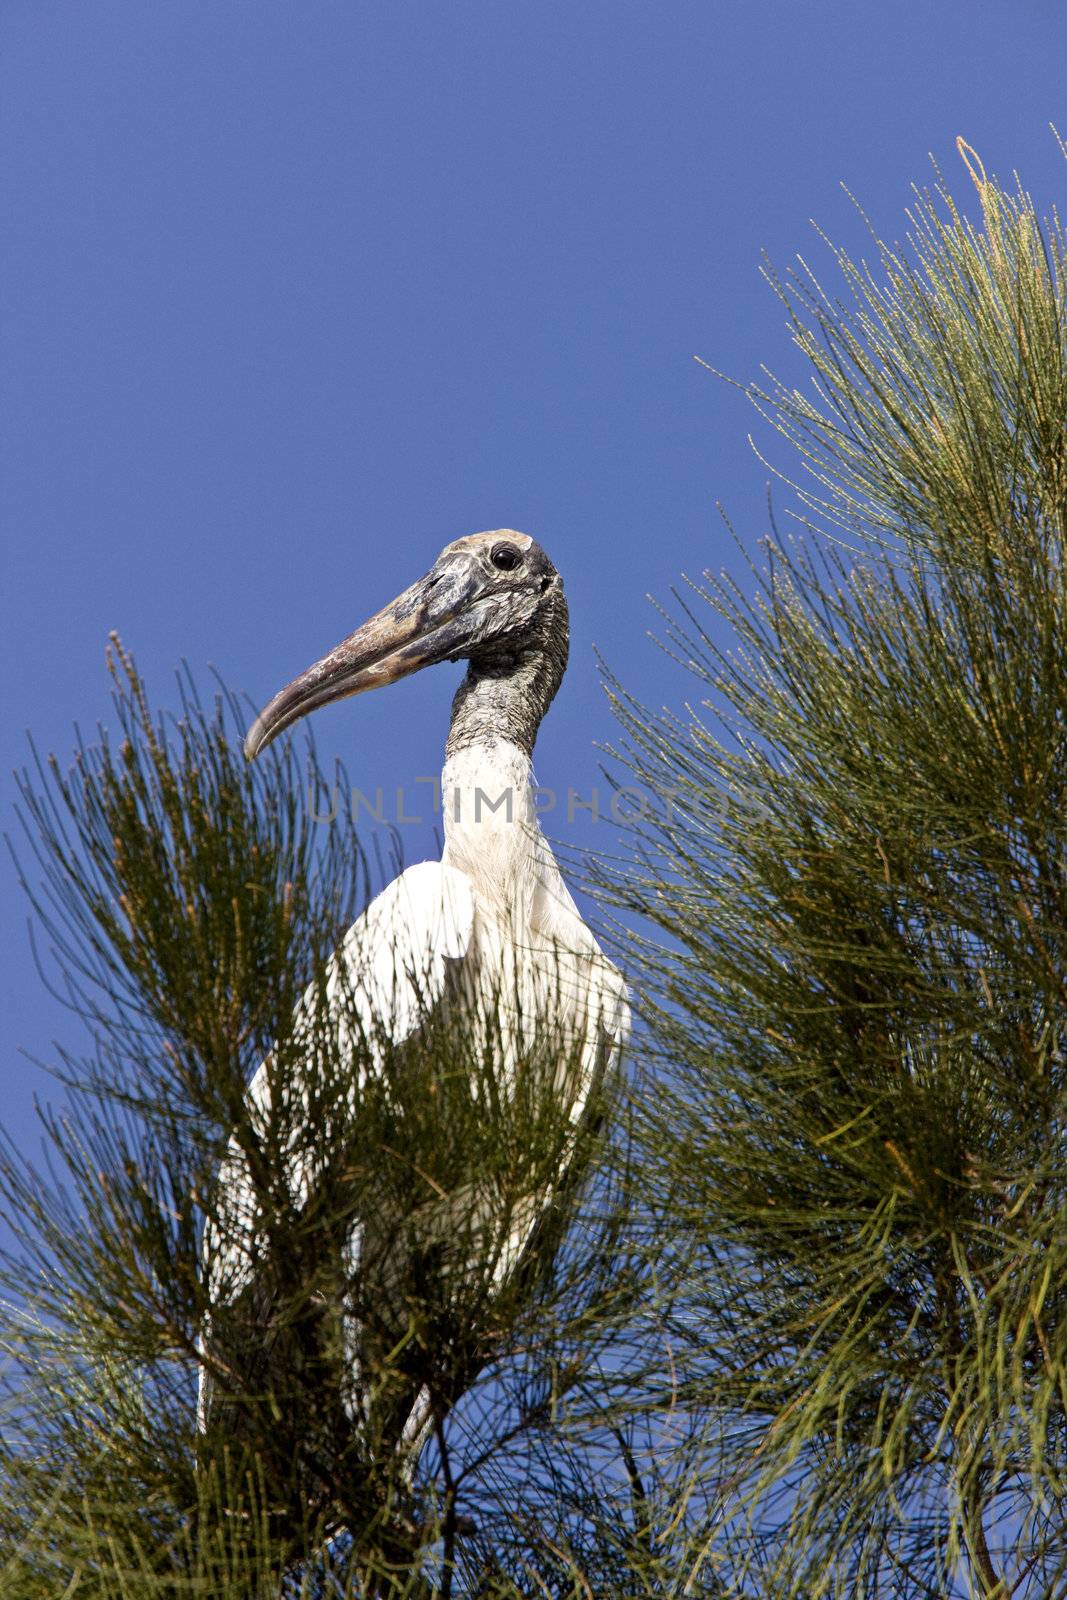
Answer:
[244, 556, 480, 760]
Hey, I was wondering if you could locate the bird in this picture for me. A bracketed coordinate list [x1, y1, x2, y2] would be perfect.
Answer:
[198, 530, 629, 1519]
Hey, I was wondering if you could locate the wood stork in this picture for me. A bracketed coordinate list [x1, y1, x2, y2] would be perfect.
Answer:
[199, 529, 628, 1494]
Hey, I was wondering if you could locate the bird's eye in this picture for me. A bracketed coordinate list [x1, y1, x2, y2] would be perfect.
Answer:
[491, 542, 522, 572]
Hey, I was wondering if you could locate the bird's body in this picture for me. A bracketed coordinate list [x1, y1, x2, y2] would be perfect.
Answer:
[199, 531, 627, 1482]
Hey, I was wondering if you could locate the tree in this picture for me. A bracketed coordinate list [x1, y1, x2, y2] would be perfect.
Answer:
[593, 138, 1067, 1596]
[0, 646, 647, 1597]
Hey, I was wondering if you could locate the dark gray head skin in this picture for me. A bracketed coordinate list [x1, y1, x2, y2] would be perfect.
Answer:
[445, 532, 569, 759]
[243, 530, 569, 763]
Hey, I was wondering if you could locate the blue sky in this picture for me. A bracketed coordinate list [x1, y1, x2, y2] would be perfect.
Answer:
[2, 0, 1064, 1154]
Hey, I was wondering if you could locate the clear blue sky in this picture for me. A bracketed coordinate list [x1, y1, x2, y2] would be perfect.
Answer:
[2, 1, 1064, 1156]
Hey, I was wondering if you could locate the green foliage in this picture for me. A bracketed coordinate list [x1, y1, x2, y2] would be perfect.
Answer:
[594, 139, 1067, 1596]
[0, 644, 641, 1596]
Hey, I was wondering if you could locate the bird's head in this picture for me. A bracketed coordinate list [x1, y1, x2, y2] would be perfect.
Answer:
[244, 530, 567, 760]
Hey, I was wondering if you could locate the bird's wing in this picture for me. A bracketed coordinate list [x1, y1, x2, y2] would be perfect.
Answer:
[198, 860, 474, 1425]
[325, 857, 475, 1055]
[229, 854, 474, 1191]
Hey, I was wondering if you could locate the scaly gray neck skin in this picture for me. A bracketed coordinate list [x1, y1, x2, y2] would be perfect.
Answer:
[445, 585, 569, 760]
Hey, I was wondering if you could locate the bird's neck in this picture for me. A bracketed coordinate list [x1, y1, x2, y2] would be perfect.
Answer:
[440, 598, 567, 913]
[440, 739, 539, 906]
[445, 647, 552, 758]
